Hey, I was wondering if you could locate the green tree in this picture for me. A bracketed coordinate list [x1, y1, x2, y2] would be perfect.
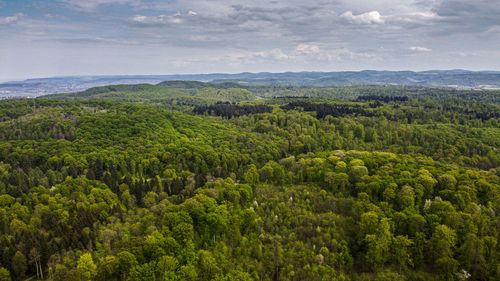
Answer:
[459, 233, 487, 280]
[364, 218, 392, 270]
[392, 235, 413, 272]
[259, 165, 274, 183]
[0, 267, 11, 281]
[77, 253, 97, 281]
[176, 265, 197, 281]
[156, 255, 178, 280]
[97, 256, 119, 281]
[11, 251, 26, 280]
[244, 164, 259, 185]
[325, 172, 350, 194]
[430, 225, 456, 262]
[117, 251, 137, 280]
[129, 262, 156, 281]
[197, 250, 221, 281]
[435, 257, 458, 281]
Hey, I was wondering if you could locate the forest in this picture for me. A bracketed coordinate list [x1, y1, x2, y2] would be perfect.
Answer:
[0, 84, 499, 281]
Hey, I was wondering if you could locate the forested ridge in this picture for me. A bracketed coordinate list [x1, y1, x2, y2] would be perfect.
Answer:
[0, 84, 499, 281]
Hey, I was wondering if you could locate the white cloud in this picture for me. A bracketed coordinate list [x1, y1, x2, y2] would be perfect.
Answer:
[296, 44, 321, 55]
[243, 44, 374, 64]
[129, 10, 199, 27]
[130, 14, 183, 26]
[295, 44, 373, 61]
[340, 11, 384, 24]
[409, 46, 432, 52]
[0, 13, 23, 25]
[254, 48, 291, 60]
[394, 11, 438, 22]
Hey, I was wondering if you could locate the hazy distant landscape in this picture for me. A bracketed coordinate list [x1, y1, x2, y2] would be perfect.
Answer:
[2, 70, 500, 99]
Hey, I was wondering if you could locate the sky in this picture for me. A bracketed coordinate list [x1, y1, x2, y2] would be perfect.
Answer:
[0, 0, 500, 80]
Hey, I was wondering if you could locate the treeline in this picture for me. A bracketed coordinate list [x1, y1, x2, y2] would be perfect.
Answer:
[355, 95, 409, 102]
[193, 103, 273, 118]
[281, 101, 375, 118]
[45, 83, 500, 105]
[48, 84, 256, 104]
[157, 80, 244, 89]
[251, 85, 500, 104]
[430, 100, 500, 121]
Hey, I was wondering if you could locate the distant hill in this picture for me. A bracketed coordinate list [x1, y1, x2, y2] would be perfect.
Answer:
[47, 81, 256, 104]
[2, 70, 500, 98]
[157, 80, 244, 89]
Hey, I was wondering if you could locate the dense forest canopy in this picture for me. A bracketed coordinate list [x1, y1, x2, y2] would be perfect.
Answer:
[0, 84, 498, 281]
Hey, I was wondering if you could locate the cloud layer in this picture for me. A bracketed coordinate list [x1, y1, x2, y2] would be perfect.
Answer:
[0, 0, 499, 79]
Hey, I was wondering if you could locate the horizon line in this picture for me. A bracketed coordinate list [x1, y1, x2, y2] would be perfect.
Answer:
[3, 68, 500, 83]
